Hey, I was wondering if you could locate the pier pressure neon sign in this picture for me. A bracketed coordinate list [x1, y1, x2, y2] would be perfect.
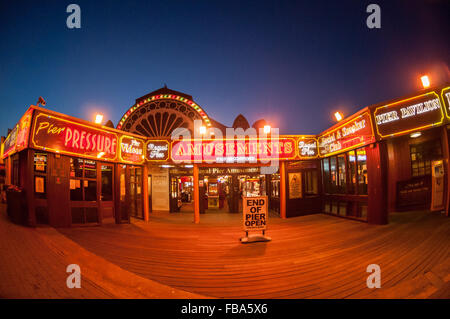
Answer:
[31, 111, 118, 160]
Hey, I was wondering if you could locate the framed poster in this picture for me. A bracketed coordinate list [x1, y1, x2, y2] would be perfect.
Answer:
[288, 172, 302, 199]
[35, 176, 45, 193]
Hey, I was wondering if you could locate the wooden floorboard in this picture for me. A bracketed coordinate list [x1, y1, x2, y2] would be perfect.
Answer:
[57, 210, 450, 298]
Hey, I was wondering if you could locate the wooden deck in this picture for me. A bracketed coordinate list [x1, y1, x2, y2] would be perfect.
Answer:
[57, 210, 450, 299]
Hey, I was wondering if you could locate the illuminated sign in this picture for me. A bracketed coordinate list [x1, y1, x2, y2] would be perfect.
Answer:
[374, 92, 444, 138]
[318, 112, 374, 156]
[2, 126, 18, 158]
[31, 111, 118, 160]
[120, 136, 145, 164]
[145, 140, 170, 161]
[441, 87, 450, 118]
[171, 138, 297, 163]
[2, 108, 33, 158]
[297, 137, 318, 158]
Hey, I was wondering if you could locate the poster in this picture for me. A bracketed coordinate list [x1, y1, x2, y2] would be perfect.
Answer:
[35, 176, 45, 193]
[243, 196, 268, 231]
[288, 172, 302, 199]
[70, 179, 76, 190]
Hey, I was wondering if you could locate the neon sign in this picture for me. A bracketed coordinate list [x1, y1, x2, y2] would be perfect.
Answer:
[171, 138, 297, 163]
[318, 112, 374, 156]
[146, 140, 169, 161]
[119, 136, 145, 164]
[373, 92, 444, 138]
[31, 112, 118, 160]
[441, 87, 450, 118]
[297, 137, 318, 158]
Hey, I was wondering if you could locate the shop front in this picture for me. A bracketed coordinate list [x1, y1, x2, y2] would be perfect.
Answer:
[2, 84, 449, 227]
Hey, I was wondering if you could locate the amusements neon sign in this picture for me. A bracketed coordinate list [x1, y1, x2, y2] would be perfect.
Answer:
[171, 138, 297, 163]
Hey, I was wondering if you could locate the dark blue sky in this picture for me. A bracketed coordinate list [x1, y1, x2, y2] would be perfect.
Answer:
[0, 0, 448, 136]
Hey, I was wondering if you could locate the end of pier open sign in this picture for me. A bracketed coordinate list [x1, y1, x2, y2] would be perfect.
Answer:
[243, 196, 268, 231]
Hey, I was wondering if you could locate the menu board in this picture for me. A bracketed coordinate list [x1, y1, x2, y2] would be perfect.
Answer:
[374, 92, 444, 138]
[318, 112, 374, 156]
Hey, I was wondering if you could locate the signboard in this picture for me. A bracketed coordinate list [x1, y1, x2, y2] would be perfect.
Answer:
[374, 92, 444, 138]
[2, 108, 33, 159]
[171, 137, 296, 163]
[146, 140, 170, 161]
[288, 172, 302, 199]
[31, 111, 118, 160]
[396, 176, 431, 210]
[318, 112, 374, 157]
[2, 125, 18, 158]
[119, 136, 145, 164]
[441, 87, 450, 118]
[243, 196, 268, 231]
[297, 137, 318, 158]
[199, 167, 260, 175]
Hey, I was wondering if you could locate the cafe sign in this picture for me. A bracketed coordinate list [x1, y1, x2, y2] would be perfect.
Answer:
[145, 140, 169, 161]
[297, 137, 318, 158]
[374, 92, 444, 138]
[171, 137, 297, 163]
[318, 112, 374, 157]
[119, 136, 145, 164]
[31, 111, 118, 160]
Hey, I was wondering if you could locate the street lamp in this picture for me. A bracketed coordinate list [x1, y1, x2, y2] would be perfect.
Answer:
[95, 114, 103, 124]
[420, 75, 430, 89]
[334, 111, 344, 122]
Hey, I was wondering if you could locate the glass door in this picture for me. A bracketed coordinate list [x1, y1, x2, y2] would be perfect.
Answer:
[100, 164, 114, 221]
[130, 167, 143, 219]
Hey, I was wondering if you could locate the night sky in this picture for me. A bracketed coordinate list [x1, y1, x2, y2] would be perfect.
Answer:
[0, 0, 448, 136]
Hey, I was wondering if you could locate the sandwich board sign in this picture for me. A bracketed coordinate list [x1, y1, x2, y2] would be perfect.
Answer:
[241, 196, 271, 243]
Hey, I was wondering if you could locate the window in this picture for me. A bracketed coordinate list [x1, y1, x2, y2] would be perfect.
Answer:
[322, 159, 330, 193]
[337, 154, 347, 193]
[101, 165, 113, 201]
[330, 157, 338, 193]
[304, 170, 318, 195]
[70, 157, 97, 202]
[321, 147, 368, 195]
[410, 139, 442, 177]
[356, 149, 368, 195]
[270, 174, 280, 198]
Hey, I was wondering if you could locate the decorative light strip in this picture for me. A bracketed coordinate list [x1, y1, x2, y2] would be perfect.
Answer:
[116, 94, 212, 130]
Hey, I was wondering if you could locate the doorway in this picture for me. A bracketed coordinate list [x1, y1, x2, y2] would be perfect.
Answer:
[100, 164, 114, 222]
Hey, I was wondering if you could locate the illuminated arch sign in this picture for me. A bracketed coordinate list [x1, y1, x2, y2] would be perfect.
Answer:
[373, 92, 444, 138]
[171, 138, 297, 163]
[31, 111, 118, 160]
[318, 112, 374, 157]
